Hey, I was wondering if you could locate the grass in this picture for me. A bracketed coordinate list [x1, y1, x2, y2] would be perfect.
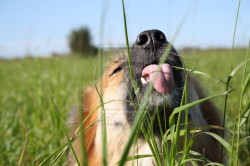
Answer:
[0, 48, 249, 165]
[1, 1, 249, 165]
[0, 56, 98, 165]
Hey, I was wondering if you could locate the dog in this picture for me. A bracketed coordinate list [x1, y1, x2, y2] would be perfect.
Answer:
[67, 30, 223, 166]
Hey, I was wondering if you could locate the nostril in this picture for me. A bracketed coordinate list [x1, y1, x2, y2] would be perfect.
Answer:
[154, 31, 166, 43]
[137, 33, 149, 46]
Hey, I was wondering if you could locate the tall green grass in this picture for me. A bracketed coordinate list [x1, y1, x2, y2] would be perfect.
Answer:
[0, 56, 98, 165]
[0, 0, 249, 165]
[0, 51, 249, 166]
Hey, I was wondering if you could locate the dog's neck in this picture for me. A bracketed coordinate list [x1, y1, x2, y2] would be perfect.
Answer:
[95, 122, 159, 166]
[93, 83, 156, 165]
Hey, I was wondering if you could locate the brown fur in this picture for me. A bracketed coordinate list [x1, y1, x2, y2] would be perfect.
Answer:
[67, 61, 125, 166]
[67, 87, 100, 166]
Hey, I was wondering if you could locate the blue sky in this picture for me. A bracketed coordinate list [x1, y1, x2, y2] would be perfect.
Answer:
[0, 0, 249, 58]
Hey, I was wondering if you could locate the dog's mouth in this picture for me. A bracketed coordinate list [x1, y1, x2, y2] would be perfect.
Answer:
[124, 29, 184, 131]
[140, 63, 175, 94]
[128, 29, 183, 97]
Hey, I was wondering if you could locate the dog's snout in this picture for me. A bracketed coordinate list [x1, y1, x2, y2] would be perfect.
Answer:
[136, 30, 167, 50]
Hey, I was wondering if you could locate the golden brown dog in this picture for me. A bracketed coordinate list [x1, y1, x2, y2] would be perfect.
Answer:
[67, 30, 223, 166]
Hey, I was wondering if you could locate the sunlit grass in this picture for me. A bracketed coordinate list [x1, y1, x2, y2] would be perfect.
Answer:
[1, 0, 249, 164]
[0, 56, 98, 165]
[0, 47, 249, 165]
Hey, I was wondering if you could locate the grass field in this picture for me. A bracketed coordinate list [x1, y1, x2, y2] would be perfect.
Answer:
[0, 48, 249, 165]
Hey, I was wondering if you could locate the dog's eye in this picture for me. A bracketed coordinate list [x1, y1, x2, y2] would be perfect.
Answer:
[110, 66, 122, 76]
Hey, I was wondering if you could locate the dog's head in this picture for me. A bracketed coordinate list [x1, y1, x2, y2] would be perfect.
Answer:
[68, 30, 223, 166]
[102, 30, 185, 133]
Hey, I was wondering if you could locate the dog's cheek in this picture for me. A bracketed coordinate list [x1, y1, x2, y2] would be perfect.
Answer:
[96, 70, 132, 161]
[102, 70, 128, 126]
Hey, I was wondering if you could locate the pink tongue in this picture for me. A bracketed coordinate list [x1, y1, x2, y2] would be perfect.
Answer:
[141, 64, 174, 94]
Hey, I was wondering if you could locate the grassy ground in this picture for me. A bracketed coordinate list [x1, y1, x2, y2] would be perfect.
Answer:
[0, 49, 249, 165]
[0, 55, 98, 165]
[183, 49, 249, 118]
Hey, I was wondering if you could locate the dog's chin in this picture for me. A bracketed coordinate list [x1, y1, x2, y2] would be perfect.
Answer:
[131, 86, 180, 136]
[139, 84, 180, 112]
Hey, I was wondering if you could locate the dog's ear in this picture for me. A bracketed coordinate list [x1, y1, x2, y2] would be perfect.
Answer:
[82, 87, 99, 153]
[67, 87, 100, 166]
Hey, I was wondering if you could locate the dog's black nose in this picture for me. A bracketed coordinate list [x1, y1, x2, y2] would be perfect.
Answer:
[136, 30, 167, 50]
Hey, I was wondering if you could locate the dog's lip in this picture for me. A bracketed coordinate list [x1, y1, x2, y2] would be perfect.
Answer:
[141, 64, 174, 94]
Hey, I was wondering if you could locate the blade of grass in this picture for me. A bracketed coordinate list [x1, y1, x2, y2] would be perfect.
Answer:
[33, 145, 40, 166]
[229, 59, 250, 80]
[182, 73, 191, 164]
[181, 159, 204, 165]
[97, 1, 108, 165]
[94, 85, 108, 166]
[240, 103, 250, 127]
[229, 118, 237, 165]
[179, 136, 196, 165]
[39, 143, 70, 166]
[169, 90, 232, 128]
[234, 40, 250, 165]
[77, 107, 88, 166]
[18, 125, 29, 166]
[39, 115, 102, 166]
[140, 129, 161, 165]
[239, 136, 250, 146]
[116, 154, 154, 165]
[75, 73, 88, 166]
[242, 73, 250, 96]
[122, 0, 139, 97]
[166, 129, 201, 141]
[142, 113, 162, 165]
[222, 1, 241, 160]
[173, 66, 227, 85]
[47, 92, 81, 166]
[170, 71, 189, 165]
[50, 147, 68, 166]
[201, 132, 232, 153]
